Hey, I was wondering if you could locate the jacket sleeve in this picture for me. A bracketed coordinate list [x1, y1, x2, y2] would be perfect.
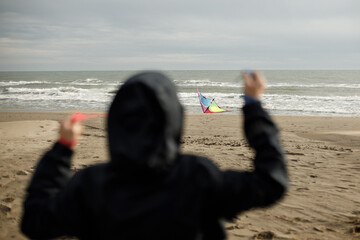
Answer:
[21, 142, 85, 239]
[218, 101, 288, 219]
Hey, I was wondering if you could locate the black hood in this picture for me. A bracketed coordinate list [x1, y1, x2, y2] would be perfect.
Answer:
[107, 71, 183, 172]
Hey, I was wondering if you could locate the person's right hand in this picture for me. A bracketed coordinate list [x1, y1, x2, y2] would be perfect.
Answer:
[242, 71, 266, 100]
[58, 115, 83, 148]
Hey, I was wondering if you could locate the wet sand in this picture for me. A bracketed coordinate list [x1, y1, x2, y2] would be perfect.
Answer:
[0, 111, 359, 239]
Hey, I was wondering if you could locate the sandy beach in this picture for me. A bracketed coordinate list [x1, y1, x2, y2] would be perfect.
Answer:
[0, 111, 359, 240]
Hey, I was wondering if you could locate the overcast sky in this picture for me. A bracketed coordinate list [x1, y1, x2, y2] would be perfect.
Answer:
[0, 0, 359, 71]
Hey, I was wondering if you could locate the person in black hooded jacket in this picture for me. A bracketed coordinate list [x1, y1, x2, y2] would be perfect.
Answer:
[21, 71, 288, 240]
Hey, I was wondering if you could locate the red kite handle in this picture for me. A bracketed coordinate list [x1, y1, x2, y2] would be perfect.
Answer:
[71, 113, 87, 122]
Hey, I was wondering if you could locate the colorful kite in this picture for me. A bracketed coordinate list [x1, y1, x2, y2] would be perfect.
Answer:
[197, 88, 230, 113]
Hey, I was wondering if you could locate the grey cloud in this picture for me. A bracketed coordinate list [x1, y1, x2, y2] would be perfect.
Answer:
[0, 0, 359, 70]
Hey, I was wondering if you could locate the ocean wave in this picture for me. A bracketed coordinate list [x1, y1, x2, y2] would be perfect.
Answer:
[3, 87, 113, 102]
[0, 81, 50, 86]
[175, 79, 241, 88]
[6, 87, 86, 94]
[70, 78, 116, 86]
[176, 79, 360, 89]
[264, 93, 360, 101]
[263, 94, 360, 116]
[0, 80, 120, 87]
[267, 83, 360, 89]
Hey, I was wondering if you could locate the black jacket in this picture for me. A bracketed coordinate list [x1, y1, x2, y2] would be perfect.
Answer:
[21, 72, 288, 239]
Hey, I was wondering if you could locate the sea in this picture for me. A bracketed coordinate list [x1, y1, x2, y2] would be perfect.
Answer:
[0, 70, 359, 116]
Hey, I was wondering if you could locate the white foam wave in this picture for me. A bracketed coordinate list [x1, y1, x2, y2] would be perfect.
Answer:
[3, 87, 113, 103]
[70, 78, 115, 86]
[7, 87, 83, 94]
[0, 81, 50, 86]
[0, 79, 120, 87]
[175, 79, 241, 88]
[267, 83, 360, 89]
[175, 79, 360, 89]
[264, 93, 360, 101]
[263, 94, 360, 115]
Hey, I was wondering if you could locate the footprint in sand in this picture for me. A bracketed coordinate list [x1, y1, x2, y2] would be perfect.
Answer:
[2, 197, 15, 203]
[0, 203, 11, 214]
[285, 151, 305, 156]
[253, 231, 275, 240]
[347, 213, 360, 235]
[350, 225, 360, 235]
[296, 187, 309, 192]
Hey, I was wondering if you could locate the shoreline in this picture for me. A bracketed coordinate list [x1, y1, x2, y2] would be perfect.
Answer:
[1, 111, 360, 239]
